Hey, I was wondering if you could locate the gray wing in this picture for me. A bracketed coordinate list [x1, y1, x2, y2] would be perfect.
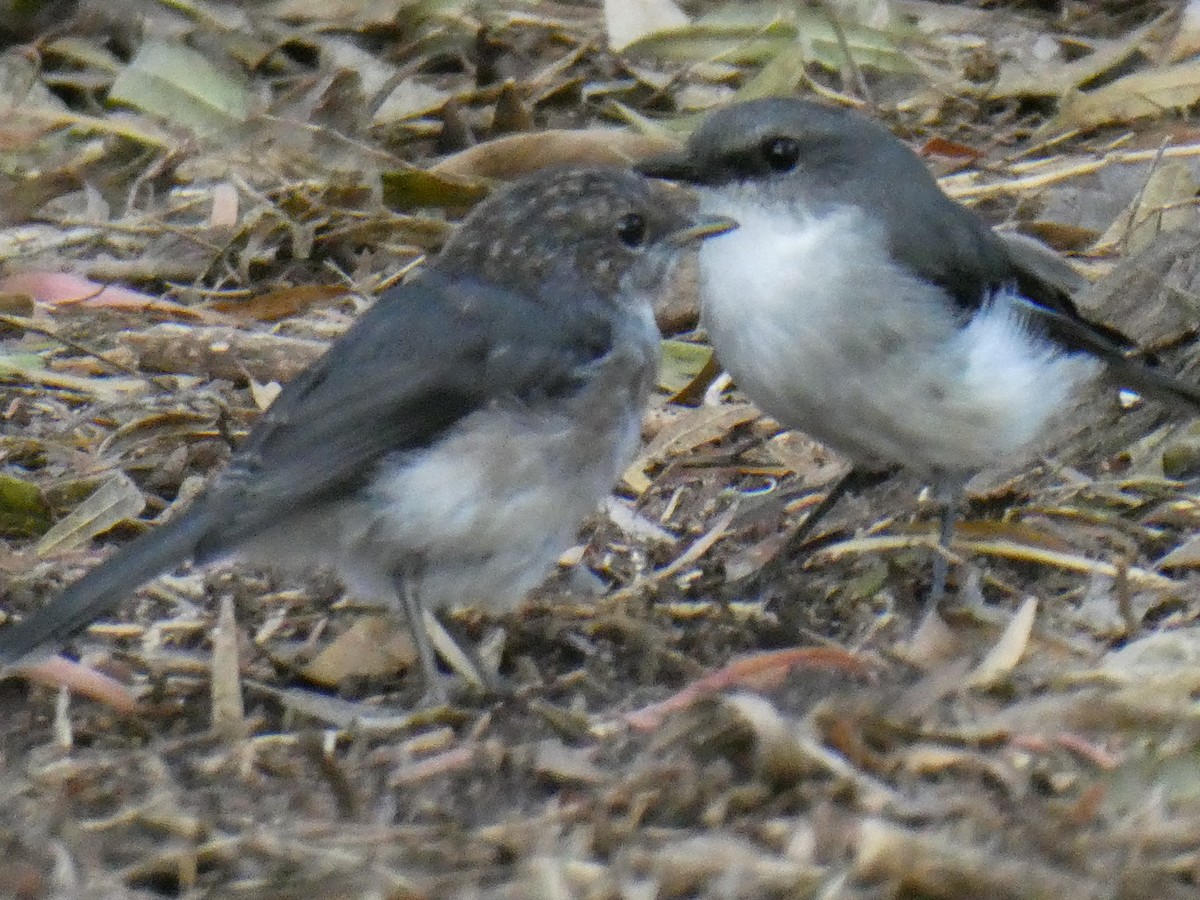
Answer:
[867, 153, 1200, 410]
[196, 269, 616, 556]
[0, 271, 618, 662]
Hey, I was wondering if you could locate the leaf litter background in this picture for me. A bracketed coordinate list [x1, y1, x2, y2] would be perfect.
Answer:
[5, 0, 1200, 896]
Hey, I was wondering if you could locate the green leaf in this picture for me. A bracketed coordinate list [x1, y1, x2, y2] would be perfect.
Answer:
[658, 339, 712, 393]
[108, 40, 253, 135]
[0, 474, 51, 538]
[381, 167, 488, 211]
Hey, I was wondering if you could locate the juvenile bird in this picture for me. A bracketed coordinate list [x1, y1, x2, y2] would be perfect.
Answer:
[0, 167, 735, 700]
[638, 98, 1200, 606]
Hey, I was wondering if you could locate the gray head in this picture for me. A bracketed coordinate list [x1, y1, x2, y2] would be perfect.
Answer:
[637, 98, 945, 215]
[637, 97, 1016, 307]
[434, 167, 735, 305]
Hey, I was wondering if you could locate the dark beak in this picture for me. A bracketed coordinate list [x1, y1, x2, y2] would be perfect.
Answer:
[636, 148, 704, 183]
[667, 215, 738, 248]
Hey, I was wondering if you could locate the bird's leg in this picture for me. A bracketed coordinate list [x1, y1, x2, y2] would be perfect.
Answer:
[393, 563, 449, 707]
[926, 475, 963, 615]
[779, 465, 899, 558]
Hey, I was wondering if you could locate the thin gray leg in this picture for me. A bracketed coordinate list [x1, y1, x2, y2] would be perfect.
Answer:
[394, 569, 449, 706]
[777, 465, 899, 559]
[927, 477, 962, 613]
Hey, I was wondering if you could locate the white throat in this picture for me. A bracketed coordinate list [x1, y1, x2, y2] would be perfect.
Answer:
[695, 189, 1102, 476]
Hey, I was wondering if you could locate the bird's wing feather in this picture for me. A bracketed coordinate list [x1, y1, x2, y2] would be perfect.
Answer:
[886, 195, 1200, 411]
[0, 271, 618, 665]
[198, 269, 615, 555]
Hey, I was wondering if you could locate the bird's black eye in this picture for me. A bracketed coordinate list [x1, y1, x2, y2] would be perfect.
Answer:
[761, 136, 801, 172]
[616, 212, 647, 247]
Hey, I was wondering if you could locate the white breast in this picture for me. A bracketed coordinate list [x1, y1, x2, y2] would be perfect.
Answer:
[245, 306, 660, 614]
[697, 192, 1102, 476]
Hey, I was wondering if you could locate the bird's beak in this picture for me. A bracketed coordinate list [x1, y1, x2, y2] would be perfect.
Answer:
[636, 148, 704, 182]
[668, 215, 738, 248]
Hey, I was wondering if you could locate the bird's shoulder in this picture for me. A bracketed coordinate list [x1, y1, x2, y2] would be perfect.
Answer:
[193, 269, 625, 555]
[240, 269, 618, 458]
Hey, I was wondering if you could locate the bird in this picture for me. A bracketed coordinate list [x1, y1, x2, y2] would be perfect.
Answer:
[637, 97, 1200, 608]
[0, 167, 736, 702]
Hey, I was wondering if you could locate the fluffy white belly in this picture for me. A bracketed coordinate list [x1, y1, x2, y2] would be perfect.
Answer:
[697, 194, 1102, 476]
[240, 331, 656, 614]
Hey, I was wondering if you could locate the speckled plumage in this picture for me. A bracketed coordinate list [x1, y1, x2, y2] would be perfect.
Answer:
[0, 168, 727, 696]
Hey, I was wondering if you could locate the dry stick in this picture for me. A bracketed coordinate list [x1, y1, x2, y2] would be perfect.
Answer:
[811, 532, 1176, 590]
[817, 0, 875, 110]
[0, 312, 152, 380]
[600, 503, 740, 610]
[941, 141, 1200, 202]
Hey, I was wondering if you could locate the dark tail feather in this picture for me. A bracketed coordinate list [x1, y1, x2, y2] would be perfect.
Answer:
[1102, 354, 1200, 415]
[0, 506, 212, 666]
[1029, 303, 1200, 415]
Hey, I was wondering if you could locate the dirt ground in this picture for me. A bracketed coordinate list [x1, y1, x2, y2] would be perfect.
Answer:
[4, 0, 1200, 897]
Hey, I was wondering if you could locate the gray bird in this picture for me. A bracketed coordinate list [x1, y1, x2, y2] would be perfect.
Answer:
[638, 97, 1200, 606]
[0, 167, 735, 701]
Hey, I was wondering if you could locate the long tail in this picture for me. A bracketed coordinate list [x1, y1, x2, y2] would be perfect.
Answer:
[1026, 301, 1200, 415]
[1102, 353, 1200, 414]
[0, 505, 212, 666]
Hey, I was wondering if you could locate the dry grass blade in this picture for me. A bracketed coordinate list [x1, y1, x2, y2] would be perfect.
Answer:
[811, 532, 1178, 589]
[210, 595, 246, 740]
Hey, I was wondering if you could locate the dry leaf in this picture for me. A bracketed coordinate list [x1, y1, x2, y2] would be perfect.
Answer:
[432, 130, 679, 180]
[624, 402, 760, 493]
[1053, 59, 1200, 132]
[966, 596, 1037, 688]
[212, 285, 351, 322]
[1091, 160, 1199, 255]
[109, 40, 254, 135]
[1101, 626, 1200, 683]
[1167, 0, 1200, 62]
[35, 471, 146, 557]
[302, 616, 416, 686]
[1157, 532, 1200, 568]
[604, 0, 689, 52]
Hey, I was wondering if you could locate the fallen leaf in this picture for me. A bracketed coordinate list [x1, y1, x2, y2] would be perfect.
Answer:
[967, 596, 1038, 688]
[1091, 160, 1198, 255]
[1157, 532, 1200, 569]
[302, 616, 416, 686]
[432, 129, 679, 180]
[212, 284, 351, 322]
[624, 7, 914, 73]
[35, 471, 146, 557]
[1101, 626, 1200, 683]
[381, 166, 488, 210]
[1166, 0, 1200, 62]
[1052, 59, 1200, 133]
[109, 40, 254, 135]
[0, 271, 159, 308]
[604, 0, 689, 52]
[623, 402, 760, 493]
[657, 339, 712, 394]
[985, 19, 1155, 101]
